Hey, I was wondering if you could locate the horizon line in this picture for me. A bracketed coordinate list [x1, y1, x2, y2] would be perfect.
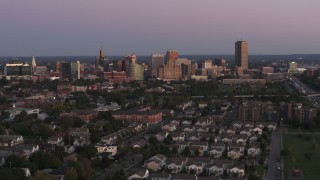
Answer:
[1, 53, 320, 58]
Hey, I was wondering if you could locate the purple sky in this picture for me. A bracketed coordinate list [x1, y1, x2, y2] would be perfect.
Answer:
[0, 0, 319, 56]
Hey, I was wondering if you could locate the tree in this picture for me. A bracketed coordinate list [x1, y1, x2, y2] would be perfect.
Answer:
[4, 154, 22, 168]
[0, 167, 18, 180]
[182, 147, 191, 156]
[78, 145, 97, 159]
[194, 149, 200, 157]
[73, 158, 93, 180]
[65, 167, 78, 180]
[171, 146, 178, 155]
[30, 152, 62, 169]
[163, 134, 173, 145]
[148, 136, 159, 146]
[34, 122, 51, 139]
[55, 146, 66, 160]
[33, 170, 52, 180]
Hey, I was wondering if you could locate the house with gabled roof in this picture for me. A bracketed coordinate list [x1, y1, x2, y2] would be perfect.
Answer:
[162, 124, 176, 132]
[128, 168, 149, 180]
[209, 147, 224, 159]
[187, 133, 201, 141]
[227, 148, 243, 160]
[240, 128, 252, 137]
[208, 163, 224, 176]
[232, 121, 243, 129]
[244, 122, 255, 129]
[229, 165, 245, 177]
[247, 145, 261, 157]
[235, 135, 248, 145]
[167, 157, 188, 174]
[170, 132, 185, 142]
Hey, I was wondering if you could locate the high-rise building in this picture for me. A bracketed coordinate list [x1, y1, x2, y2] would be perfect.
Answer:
[128, 63, 144, 81]
[96, 47, 109, 71]
[61, 61, 80, 79]
[125, 53, 137, 64]
[113, 60, 124, 72]
[238, 101, 262, 121]
[150, 54, 164, 78]
[151, 54, 164, 69]
[158, 50, 181, 80]
[288, 62, 298, 72]
[235, 41, 248, 70]
[214, 58, 228, 67]
[4, 60, 32, 76]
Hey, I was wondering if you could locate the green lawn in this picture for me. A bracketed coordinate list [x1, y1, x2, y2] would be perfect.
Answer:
[286, 127, 320, 133]
[282, 134, 320, 180]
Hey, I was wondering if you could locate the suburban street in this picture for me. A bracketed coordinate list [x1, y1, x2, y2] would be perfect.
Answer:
[266, 130, 281, 180]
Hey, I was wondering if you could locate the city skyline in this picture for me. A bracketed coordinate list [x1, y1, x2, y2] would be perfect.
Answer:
[1, 0, 320, 56]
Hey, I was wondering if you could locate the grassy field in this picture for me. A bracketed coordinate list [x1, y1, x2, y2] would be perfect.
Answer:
[282, 133, 320, 180]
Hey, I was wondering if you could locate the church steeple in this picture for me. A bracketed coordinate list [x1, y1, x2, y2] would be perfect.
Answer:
[31, 56, 36, 75]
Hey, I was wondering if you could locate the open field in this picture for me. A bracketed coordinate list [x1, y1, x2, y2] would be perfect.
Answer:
[282, 133, 320, 180]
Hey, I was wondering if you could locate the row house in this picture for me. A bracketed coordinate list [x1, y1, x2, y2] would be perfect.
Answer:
[181, 120, 192, 126]
[170, 132, 186, 142]
[167, 157, 188, 174]
[68, 127, 90, 137]
[189, 142, 208, 156]
[247, 145, 261, 157]
[14, 144, 39, 159]
[101, 134, 118, 144]
[146, 154, 167, 172]
[209, 148, 224, 159]
[0, 135, 24, 147]
[195, 117, 215, 127]
[162, 124, 177, 132]
[112, 108, 162, 124]
[47, 136, 63, 146]
[227, 148, 243, 160]
[229, 165, 245, 177]
[95, 144, 117, 156]
[187, 133, 201, 141]
[170, 120, 180, 126]
[239, 128, 252, 137]
[256, 122, 277, 131]
[235, 135, 248, 145]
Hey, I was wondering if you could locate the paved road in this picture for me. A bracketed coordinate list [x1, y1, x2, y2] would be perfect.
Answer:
[266, 130, 281, 180]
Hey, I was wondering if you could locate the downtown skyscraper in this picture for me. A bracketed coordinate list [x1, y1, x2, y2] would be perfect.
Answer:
[235, 41, 248, 70]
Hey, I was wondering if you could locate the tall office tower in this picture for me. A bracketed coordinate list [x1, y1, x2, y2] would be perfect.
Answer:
[165, 50, 179, 64]
[125, 53, 137, 64]
[151, 54, 164, 69]
[113, 59, 124, 72]
[159, 49, 181, 80]
[202, 59, 213, 69]
[175, 58, 191, 67]
[235, 41, 248, 70]
[214, 58, 228, 67]
[96, 47, 109, 71]
[31, 56, 36, 75]
[150, 54, 164, 78]
[61, 61, 80, 80]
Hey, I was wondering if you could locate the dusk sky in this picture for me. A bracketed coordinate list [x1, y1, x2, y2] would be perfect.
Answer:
[0, 0, 319, 56]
